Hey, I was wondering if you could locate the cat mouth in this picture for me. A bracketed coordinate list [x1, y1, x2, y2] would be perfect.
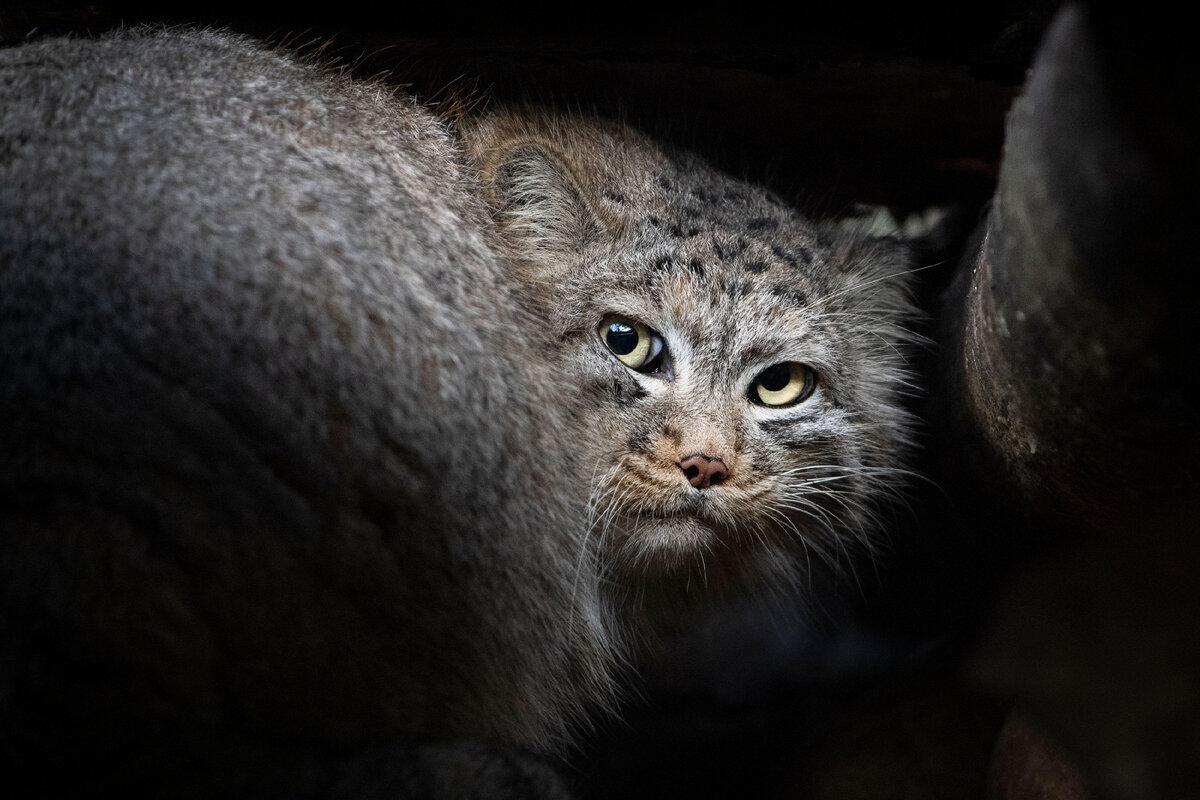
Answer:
[614, 503, 753, 559]
[598, 474, 766, 568]
[607, 511, 779, 588]
[631, 498, 721, 527]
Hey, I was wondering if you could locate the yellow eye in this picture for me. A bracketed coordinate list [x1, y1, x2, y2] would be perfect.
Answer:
[599, 315, 663, 371]
[751, 362, 815, 407]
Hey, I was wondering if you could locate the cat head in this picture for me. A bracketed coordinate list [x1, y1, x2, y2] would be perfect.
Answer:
[466, 110, 921, 617]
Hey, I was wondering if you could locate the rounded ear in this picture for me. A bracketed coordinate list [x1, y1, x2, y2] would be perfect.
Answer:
[490, 143, 603, 271]
[825, 227, 917, 315]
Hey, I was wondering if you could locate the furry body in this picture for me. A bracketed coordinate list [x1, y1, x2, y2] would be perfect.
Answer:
[0, 27, 917, 792]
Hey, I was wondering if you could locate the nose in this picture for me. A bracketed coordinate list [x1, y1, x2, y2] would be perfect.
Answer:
[679, 454, 728, 489]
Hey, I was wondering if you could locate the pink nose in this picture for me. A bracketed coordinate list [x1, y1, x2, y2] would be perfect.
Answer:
[679, 454, 728, 489]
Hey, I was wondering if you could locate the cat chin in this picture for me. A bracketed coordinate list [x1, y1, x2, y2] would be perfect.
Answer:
[611, 514, 764, 584]
[607, 515, 797, 627]
[627, 515, 720, 562]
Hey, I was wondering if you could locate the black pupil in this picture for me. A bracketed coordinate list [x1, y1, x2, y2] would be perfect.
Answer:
[759, 363, 793, 392]
[606, 323, 639, 355]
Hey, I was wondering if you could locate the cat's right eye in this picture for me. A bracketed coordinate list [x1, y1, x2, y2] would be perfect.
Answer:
[598, 315, 665, 372]
[749, 362, 816, 407]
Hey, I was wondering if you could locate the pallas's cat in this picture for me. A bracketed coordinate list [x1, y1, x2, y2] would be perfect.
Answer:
[0, 26, 918, 792]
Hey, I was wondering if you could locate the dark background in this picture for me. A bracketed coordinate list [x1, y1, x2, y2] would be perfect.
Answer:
[0, 0, 1054, 216]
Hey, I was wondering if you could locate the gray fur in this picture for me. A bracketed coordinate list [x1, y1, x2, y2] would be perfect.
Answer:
[0, 26, 919, 791]
[467, 110, 921, 619]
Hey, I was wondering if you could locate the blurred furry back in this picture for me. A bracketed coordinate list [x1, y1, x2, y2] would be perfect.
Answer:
[0, 25, 614, 791]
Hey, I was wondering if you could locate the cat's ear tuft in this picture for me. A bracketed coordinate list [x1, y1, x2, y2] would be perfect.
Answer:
[490, 144, 603, 264]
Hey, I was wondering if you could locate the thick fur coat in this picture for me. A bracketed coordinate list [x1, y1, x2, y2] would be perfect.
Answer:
[0, 27, 918, 794]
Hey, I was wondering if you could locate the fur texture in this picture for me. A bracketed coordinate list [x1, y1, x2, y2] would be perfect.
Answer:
[0, 26, 919, 792]
[466, 110, 920, 621]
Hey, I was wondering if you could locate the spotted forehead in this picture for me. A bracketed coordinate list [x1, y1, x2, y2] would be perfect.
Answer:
[631, 171, 835, 281]
[635, 226, 836, 313]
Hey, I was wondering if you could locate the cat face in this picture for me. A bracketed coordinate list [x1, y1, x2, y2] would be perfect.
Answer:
[470, 114, 919, 607]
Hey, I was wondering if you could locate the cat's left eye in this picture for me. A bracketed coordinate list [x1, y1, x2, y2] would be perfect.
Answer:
[750, 362, 816, 407]
[598, 314, 665, 372]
